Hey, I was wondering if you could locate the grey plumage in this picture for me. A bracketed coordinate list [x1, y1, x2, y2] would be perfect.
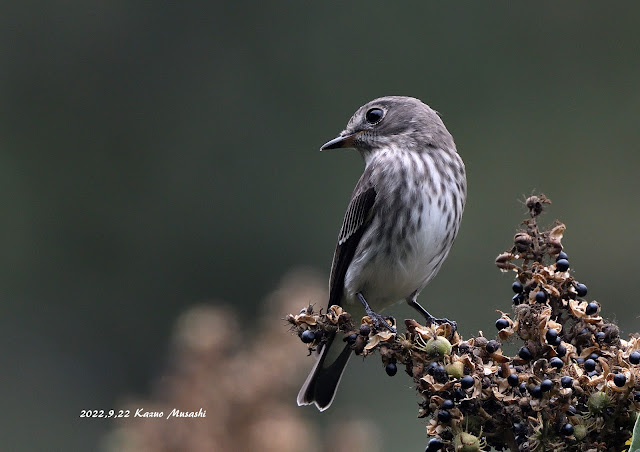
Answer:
[298, 96, 466, 411]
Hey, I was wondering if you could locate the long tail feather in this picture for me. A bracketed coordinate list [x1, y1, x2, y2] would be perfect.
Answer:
[297, 333, 352, 411]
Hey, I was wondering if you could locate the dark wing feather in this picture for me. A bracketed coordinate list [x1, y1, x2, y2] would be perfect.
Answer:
[328, 181, 376, 307]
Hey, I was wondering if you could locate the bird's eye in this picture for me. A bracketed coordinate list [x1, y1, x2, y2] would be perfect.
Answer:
[365, 108, 384, 124]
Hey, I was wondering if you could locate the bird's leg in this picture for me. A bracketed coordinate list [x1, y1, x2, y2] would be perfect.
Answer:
[407, 295, 457, 332]
[356, 292, 396, 333]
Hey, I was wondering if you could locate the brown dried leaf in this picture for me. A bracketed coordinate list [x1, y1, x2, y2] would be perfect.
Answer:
[326, 305, 345, 324]
[365, 329, 395, 350]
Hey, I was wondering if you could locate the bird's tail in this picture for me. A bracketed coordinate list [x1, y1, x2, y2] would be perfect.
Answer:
[296, 332, 352, 411]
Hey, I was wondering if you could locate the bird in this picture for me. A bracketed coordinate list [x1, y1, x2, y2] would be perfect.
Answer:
[297, 96, 466, 411]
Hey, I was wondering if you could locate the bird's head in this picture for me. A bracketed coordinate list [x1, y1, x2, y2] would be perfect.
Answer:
[320, 96, 455, 157]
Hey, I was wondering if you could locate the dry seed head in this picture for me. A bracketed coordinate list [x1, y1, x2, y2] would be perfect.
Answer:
[514, 232, 533, 252]
[287, 196, 640, 451]
[525, 194, 551, 217]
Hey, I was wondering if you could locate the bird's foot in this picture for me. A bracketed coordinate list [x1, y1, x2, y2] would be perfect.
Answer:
[407, 298, 457, 333]
[432, 316, 457, 332]
[356, 292, 396, 333]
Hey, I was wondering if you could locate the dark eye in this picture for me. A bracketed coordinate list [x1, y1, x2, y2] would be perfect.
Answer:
[365, 108, 384, 124]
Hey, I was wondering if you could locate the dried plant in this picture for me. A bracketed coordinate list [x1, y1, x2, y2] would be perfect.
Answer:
[104, 270, 381, 452]
[288, 196, 640, 451]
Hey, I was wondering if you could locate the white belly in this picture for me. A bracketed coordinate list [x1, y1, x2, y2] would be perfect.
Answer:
[342, 200, 453, 311]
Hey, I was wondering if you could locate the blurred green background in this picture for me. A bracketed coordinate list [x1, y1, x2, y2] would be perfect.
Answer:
[3, 2, 640, 450]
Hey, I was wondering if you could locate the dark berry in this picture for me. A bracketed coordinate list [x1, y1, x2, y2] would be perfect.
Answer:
[434, 365, 449, 383]
[634, 392, 640, 402]
[513, 423, 526, 435]
[614, 373, 627, 387]
[460, 375, 475, 389]
[507, 373, 519, 387]
[529, 385, 543, 398]
[560, 423, 574, 436]
[584, 359, 596, 372]
[566, 405, 577, 416]
[519, 382, 527, 393]
[425, 438, 444, 452]
[588, 370, 598, 377]
[359, 324, 371, 336]
[549, 357, 564, 369]
[519, 346, 533, 361]
[630, 352, 640, 364]
[385, 362, 397, 376]
[301, 330, 315, 343]
[512, 281, 523, 293]
[535, 290, 548, 303]
[595, 331, 606, 342]
[453, 388, 465, 400]
[512, 294, 523, 305]
[585, 302, 598, 315]
[437, 409, 451, 423]
[427, 362, 439, 375]
[576, 357, 585, 365]
[556, 258, 570, 272]
[588, 352, 599, 360]
[557, 251, 569, 261]
[575, 283, 588, 297]
[557, 343, 567, 357]
[540, 379, 553, 392]
[486, 340, 500, 354]
[441, 399, 455, 410]
[346, 333, 358, 344]
[545, 328, 558, 344]
[495, 318, 510, 330]
[561, 376, 573, 388]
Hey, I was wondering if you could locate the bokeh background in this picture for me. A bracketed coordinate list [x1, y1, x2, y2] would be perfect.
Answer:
[3, 2, 640, 450]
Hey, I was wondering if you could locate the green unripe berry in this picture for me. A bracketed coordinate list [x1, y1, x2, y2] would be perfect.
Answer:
[425, 336, 452, 357]
[573, 424, 587, 441]
[454, 432, 482, 452]
[445, 361, 465, 379]
[588, 391, 611, 415]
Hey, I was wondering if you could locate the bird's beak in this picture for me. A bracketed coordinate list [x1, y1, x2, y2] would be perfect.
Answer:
[320, 132, 358, 151]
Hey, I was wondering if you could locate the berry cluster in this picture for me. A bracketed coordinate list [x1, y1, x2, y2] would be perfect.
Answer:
[289, 196, 640, 451]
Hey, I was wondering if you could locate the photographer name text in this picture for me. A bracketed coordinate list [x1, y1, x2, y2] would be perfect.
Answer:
[79, 408, 206, 419]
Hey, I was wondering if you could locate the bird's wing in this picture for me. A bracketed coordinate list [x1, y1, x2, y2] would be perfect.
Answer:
[328, 178, 376, 307]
